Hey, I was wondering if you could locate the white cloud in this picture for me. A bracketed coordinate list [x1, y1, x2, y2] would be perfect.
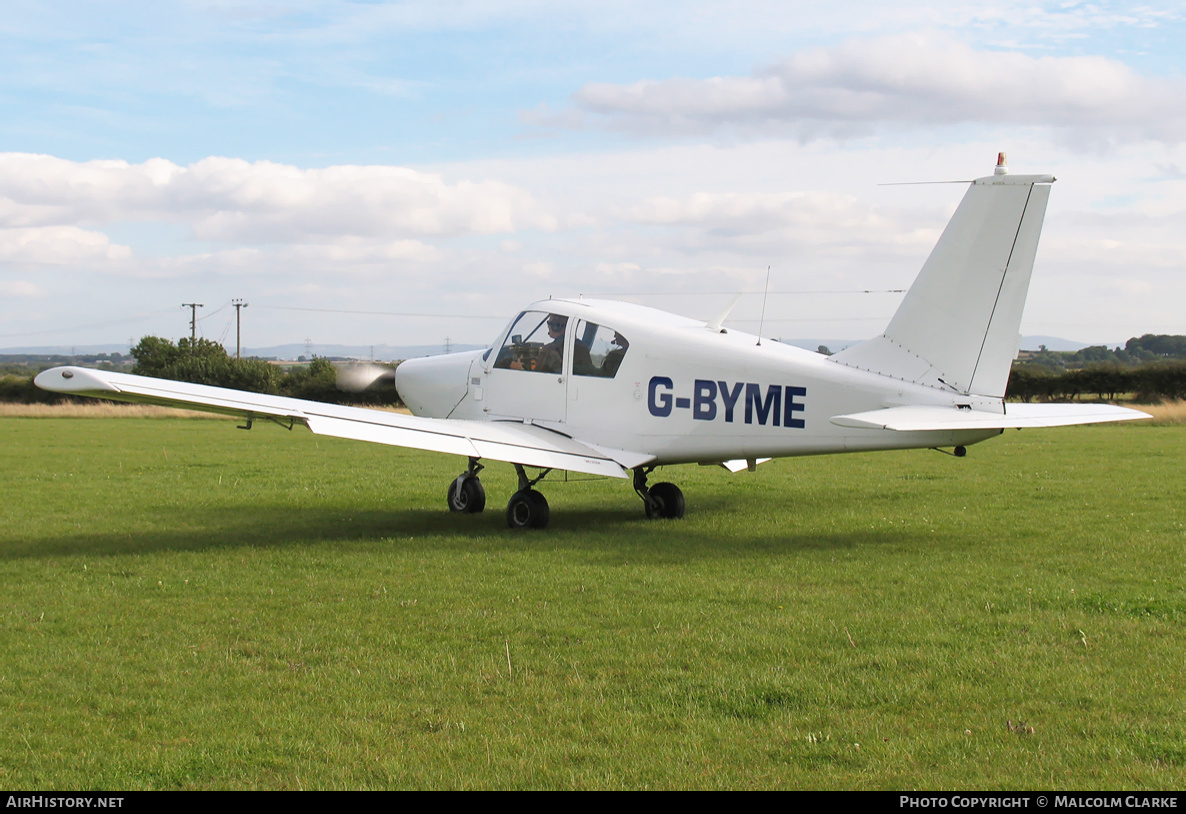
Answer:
[0, 226, 131, 264]
[4, 138, 1185, 346]
[592, 261, 641, 276]
[623, 191, 901, 238]
[563, 33, 1186, 143]
[0, 154, 557, 242]
[1045, 216, 1186, 270]
[117, 238, 443, 281]
[0, 280, 44, 297]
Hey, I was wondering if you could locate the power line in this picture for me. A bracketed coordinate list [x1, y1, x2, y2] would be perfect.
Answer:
[0, 308, 180, 340]
[256, 305, 507, 320]
[590, 289, 907, 296]
[252, 293, 905, 320]
[195, 301, 231, 321]
[729, 316, 892, 323]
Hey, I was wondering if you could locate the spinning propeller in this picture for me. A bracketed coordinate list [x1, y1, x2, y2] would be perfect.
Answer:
[335, 362, 396, 392]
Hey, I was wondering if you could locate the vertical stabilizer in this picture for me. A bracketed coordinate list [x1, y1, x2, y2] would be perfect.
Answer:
[831, 160, 1055, 399]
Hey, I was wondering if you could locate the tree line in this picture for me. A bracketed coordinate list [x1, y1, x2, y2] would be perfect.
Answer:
[1006, 361, 1186, 402]
[1021, 334, 1186, 372]
[1006, 334, 1186, 402]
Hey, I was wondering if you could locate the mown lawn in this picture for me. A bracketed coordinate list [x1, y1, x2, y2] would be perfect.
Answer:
[0, 416, 1181, 789]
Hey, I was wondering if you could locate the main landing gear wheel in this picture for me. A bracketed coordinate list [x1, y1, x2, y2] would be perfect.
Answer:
[447, 457, 486, 514]
[504, 463, 553, 530]
[646, 482, 685, 519]
[634, 467, 686, 520]
[506, 489, 550, 529]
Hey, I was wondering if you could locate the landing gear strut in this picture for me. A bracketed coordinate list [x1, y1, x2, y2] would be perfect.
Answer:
[506, 464, 552, 529]
[633, 467, 685, 519]
[447, 461, 684, 528]
[447, 457, 486, 514]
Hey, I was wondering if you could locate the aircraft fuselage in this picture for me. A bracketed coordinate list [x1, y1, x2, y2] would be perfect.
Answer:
[396, 298, 1001, 466]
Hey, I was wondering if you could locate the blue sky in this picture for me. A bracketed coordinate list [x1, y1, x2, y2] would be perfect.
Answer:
[3, 1, 1185, 351]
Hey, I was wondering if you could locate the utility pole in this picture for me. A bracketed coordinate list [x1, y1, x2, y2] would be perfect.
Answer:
[181, 303, 204, 351]
[232, 299, 248, 359]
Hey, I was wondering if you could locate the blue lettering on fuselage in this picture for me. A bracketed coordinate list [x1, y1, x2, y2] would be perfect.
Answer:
[648, 376, 674, 417]
[647, 377, 806, 428]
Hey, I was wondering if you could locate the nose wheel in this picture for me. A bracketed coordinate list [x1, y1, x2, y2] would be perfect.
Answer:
[447, 459, 486, 514]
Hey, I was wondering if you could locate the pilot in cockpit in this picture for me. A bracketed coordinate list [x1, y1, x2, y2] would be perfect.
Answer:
[507, 313, 569, 373]
[536, 314, 568, 373]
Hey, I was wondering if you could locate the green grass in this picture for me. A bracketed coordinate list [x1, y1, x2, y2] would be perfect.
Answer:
[1, 417, 1182, 789]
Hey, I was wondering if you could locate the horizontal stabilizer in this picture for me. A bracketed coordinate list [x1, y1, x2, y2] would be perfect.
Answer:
[830, 403, 1150, 432]
[33, 366, 647, 478]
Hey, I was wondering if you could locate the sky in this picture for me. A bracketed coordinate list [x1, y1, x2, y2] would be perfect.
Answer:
[2, 0, 1185, 354]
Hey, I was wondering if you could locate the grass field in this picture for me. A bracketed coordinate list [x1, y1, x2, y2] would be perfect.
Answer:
[0, 415, 1182, 790]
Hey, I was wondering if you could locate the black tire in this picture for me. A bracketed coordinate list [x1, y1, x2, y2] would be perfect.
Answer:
[648, 482, 685, 519]
[447, 477, 486, 514]
[506, 489, 550, 529]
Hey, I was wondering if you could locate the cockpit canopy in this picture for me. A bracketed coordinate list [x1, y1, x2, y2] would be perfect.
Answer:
[491, 310, 630, 379]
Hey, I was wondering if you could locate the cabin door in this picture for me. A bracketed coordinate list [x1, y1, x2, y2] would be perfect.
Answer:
[483, 310, 569, 423]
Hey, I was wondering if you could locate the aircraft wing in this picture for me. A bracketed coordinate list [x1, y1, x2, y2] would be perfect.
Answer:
[830, 403, 1150, 431]
[34, 366, 651, 478]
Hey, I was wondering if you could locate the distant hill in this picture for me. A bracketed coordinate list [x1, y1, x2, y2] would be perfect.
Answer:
[1, 344, 132, 356]
[1019, 336, 1105, 352]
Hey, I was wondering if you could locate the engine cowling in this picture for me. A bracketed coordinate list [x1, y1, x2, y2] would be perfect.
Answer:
[395, 349, 485, 418]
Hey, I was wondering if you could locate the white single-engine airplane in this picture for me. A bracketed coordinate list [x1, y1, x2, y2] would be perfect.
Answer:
[37, 155, 1149, 529]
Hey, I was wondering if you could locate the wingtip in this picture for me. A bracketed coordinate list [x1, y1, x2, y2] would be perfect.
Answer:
[33, 366, 121, 395]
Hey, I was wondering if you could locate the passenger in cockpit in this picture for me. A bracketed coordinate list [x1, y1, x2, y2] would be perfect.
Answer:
[601, 332, 629, 377]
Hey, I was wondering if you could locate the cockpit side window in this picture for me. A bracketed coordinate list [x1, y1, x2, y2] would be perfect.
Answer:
[573, 320, 629, 378]
[491, 311, 568, 374]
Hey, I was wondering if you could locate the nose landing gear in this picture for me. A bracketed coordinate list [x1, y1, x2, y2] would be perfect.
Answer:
[447, 458, 486, 514]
